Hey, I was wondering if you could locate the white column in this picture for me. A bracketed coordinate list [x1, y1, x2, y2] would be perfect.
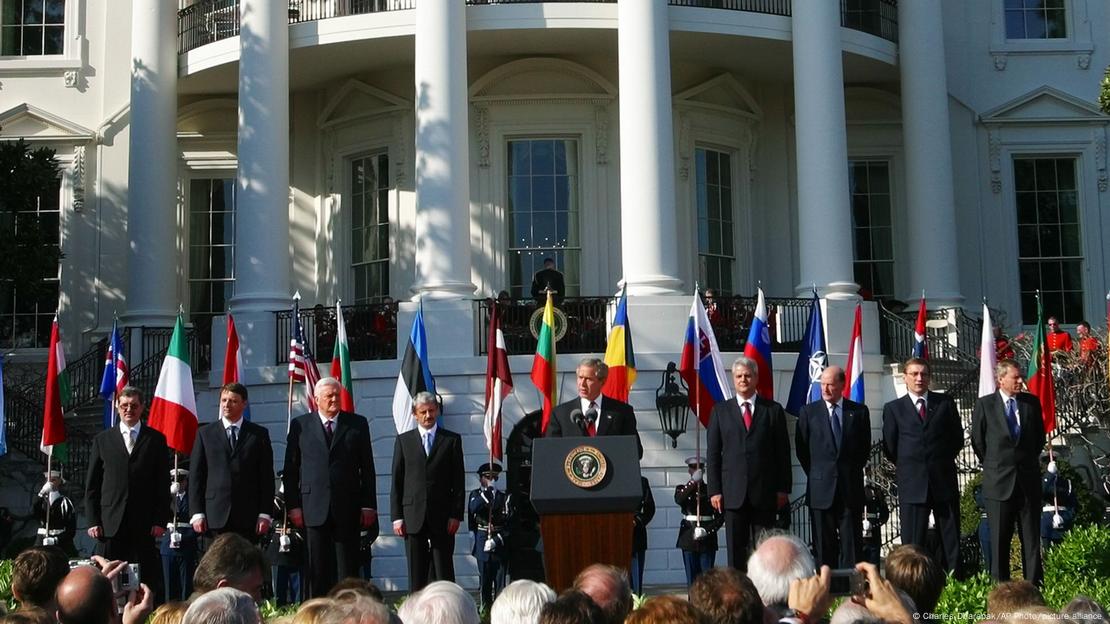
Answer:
[617, 0, 682, 295]
[791, 4, 858, 300]
[411, 0, 476, 299]
[229, 0, 292, 366]
[899, 2, 963, 307]
[125, 0, 177, 328]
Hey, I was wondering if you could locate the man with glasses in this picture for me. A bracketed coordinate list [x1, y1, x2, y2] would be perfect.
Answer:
[1046, 317, 1073, 353]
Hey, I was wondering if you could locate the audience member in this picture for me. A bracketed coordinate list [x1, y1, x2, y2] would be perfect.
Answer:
[747, 533, 814, 614]
[55, 565, 118, 624]
[572, 564, 632, 624]
[538, 591, 605, 624]
[1060, 597, 1108, 622]
[883, 544, 946, 614]
[851, 563, 915, 624]
[292, 599, 335, 624]
[150, 602, 190, 624]
[688, 567, 763, 624]
[491, 580, 557, 624]
[0, 608, 54, 624]
[627, 595, 708, 624]
[328, 578, 384, 602]
[1004, 606, 1056, 624]
[10, 546, 69, 611]
[829, 600, 883, 624]
[192, 533, 267, 602]
[396, 581, 478, 624]
[987, 580, 1045, 616]
[320, 594, 391, 624]
[182, 587, 260, 624]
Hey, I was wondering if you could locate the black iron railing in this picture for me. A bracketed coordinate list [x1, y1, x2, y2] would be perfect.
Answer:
[841, 0, 898, 43]
[668, 0, 787, 15]
[139, 319, 212, 376]
[475, 297, 614, 356]
[275, 302, 398, 365]
[702, 294, 814, 353]
[2, 376, 95, 489]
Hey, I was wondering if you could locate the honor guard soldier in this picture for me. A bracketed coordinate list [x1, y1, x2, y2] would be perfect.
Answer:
[33, 466, 76, 555]
[468, 463, 512, 611]
[861, 476, 889, 565]
[675, 456, 722, 586]
[269, 471, 305, 606]
[1040, 458, 1077, 552]
[359, 517, 379, 580]
[974, 483, 991, 573]
[162, 467, 198, 601]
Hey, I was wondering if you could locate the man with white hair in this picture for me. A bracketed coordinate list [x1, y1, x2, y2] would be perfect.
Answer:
[398, 580, 480, 624]
[181, 587, 260, 624]
[491, 580, 556, 624]
[747, 533, 815, 616]
[284, 376, 378, 598]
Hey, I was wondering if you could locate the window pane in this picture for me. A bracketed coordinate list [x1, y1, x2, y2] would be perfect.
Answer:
[349, 153, 391, 303]
[23, 25, 41, 54]
[532, 140, 554, 176]
[43, 24, 61, 53]
[848, 160, 894, 297]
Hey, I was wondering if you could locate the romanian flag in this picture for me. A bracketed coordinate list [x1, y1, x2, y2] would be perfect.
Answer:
[1026, 294, 1056, 434]
[602, 286, 636, 403]
[531, 291, 558, 433]
[331, 301, 355, 412]
[41, 316, 68, 461]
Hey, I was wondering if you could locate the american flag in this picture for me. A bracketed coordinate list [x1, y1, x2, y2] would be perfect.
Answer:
[288, 296, 320, 411]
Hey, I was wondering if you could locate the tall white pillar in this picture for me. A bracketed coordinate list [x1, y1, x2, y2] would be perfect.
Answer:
[899, 2, 963, 307]
[229, 0, 292, 367]
[412, 0, 476, 299]
[791, 4, 858, 300]
[617, 0, 682, 295]
[125, 0, 178, 328]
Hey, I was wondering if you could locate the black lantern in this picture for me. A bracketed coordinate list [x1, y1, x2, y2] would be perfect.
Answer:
[655, 361, 690, 448]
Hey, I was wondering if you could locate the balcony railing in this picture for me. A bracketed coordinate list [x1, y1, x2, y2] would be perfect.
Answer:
[275, 302, 398, 365]
[476, 297, 615, 356]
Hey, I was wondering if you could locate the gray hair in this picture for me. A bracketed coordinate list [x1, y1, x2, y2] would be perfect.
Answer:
[491, 580, 557, 624]
[577, 358, 609, 380]
[412, 391, 437, 409]
[314, 376, 343, 394]
[399, 581, 478, 624]
[1061, 596, 1109, 621]
[830, 599, 883, 624]
[321, 595, 392, 624]
[995, 359, 1021, 380]
[732, 356, 758, 377]
[182, 588, 260, 624]
[747, 532, 815, 607]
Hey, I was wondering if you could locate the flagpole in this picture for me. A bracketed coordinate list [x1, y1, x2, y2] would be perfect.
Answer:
[172, 452, 180, 535]
[283, 373, 294, 533]
[44, 448, 52, 538]
[694, 284, 703, 531]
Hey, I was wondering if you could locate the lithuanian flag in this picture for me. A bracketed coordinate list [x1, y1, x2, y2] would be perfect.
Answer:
[531, 291, 558, 433]
[602, 286, 636, 402]
[1026, 295, 1056, 434]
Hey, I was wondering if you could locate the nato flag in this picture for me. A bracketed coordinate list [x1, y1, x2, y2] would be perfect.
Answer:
[785, 290, 827, 415]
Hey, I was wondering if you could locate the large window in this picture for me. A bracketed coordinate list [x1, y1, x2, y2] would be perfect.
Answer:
[507, 139, 579, 298]
[1014, 157, 1082, 324]
[696, 148, 734, 294]
[0, 175, 60, 349]
[1, 0, 65, 56]
[1004, 0, 1066, 40]
[350, 153, 390, 304]
[849, 161, 894, 299]
[188, 178, 235, 318]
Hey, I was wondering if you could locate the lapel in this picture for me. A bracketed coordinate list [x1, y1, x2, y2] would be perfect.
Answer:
[739, 397, 758, 437]
[426, 428, 446, 462]
[329, 413, 350, 455]
[231, 422, 247, 456]
[131, 424, 149, 458]
[107, 425, 128, 459]
[595, 397, 611, 436]
[993, 392, 1017, 446]
[821, 402, 841, 458]
[305, 414, 329, 455]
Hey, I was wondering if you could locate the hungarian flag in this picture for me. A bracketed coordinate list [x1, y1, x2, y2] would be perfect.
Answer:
[531, 291, 558, 433]
[41, 316, 68, 461]
[743, 287, 774, 400]
[843, 303, 864, 403]
[331, 301, 355, 412]
[602, 286, 636, 402]
[148, 314, 199, 454]
[223, 314, 251, 421]
[392, 301, 435, 433]
[1026, 296, 1056, 434]
[912, 295, 928, 359]
[484, 302, 514, 459]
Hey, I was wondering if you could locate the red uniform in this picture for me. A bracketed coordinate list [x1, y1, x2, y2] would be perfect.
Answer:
[1047, 330, 1073, 353]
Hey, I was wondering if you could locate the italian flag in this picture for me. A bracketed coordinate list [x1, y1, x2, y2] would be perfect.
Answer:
[41, 316, 69, 461]
[531, 291, 558, 433]
[1026, 296, 1056, 434]
[148, 314, 199, 454]
[331, 300, 355, 412]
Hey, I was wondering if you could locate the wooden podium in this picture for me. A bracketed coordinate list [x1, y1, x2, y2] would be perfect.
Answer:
[530, 436, 642, 592]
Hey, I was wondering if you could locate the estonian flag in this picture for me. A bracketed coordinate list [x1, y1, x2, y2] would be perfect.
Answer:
[392, 301, 436, 433]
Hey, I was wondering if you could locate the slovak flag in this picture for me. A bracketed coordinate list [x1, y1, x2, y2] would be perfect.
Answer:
[843, 303, 865, 403]
[912, 295, 928, 359]
[743, 287, 773, 400]
[679, 290, 733, 426]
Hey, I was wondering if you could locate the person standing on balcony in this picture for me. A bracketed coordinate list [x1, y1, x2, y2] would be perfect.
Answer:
[1076, 321, 1099, 365]
[1046, 317, 1074, 353]
[545, 358, 643, 458]
[881, 358, 963, 574]
[529, 257, 565, 306]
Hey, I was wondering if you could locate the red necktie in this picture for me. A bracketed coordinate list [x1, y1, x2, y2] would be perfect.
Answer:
[587, 402, 598, 436]
[917, 398, 926, 423]
[742, 401, 753, 431]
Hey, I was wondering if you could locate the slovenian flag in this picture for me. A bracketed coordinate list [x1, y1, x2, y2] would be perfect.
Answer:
[679, 290, 733, 426]
[392, 300, 436, 433]
[743, 287, 773, 400]
[602, 285, 636, 403]
[843, 303, 864, 403]
[786, 289, 827, 415]
[912, 295, 928, 359]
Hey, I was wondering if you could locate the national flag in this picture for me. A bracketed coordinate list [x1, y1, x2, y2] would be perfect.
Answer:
[978, 303, 998, 397]
[1105, 292, 1109, 391]
[786, 290, 827, 415]
[602, 286, 636, 402]
[330, 301, 355, 412]
[912, 295, 929, 359]
[531, 292, 558, 433]
[222, 314, 251, 421]
[393, 301, 436, 433]
[844, 303, 864, 403]
[679, 290, 733, 426]
[41, 316, 68, 461]
[1026, 295, 1056, 434]
[0, 353, 7, 457]
[98, 320, 129, 429]
[483, 302, 514, 459]
[148, 314, 199, 455]
[743, 287, 774, 400]
[288, 296, 321, 412]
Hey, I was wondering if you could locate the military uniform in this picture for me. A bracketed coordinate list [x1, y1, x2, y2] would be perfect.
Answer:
[860, 481, 889, 565]
[161, 469, 198, 601]
[974, 483, 991, 573]
[468, 463, 512, 611]
[268, 474, 305, 606]
[1040, 465, 1077, 551]
[674, 457, 722, 586]
[32, 470, 77, 556]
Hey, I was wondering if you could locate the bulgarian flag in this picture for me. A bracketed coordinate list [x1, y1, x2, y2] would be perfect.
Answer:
[331, 300, 355, 412]
[148, 314, 199, 454]
[41, 316, 69, 461]
[1026, 295, 1056, 434]
[531, 291, 558, 433]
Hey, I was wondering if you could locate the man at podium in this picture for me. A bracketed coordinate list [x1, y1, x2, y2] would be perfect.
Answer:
[545, 358, 643, 459]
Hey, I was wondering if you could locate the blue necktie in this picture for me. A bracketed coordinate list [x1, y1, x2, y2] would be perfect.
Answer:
[1006, 398, 1020, 440]
[830, 404, 842, 450]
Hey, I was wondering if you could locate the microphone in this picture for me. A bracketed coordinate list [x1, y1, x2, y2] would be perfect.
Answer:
[570, 409, 585, 434]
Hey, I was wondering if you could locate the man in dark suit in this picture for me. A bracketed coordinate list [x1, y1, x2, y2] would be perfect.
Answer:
[881, 358, 963, 573]
[707, 356, 791, 570]
[530, 257, 566, 305]
[545, 358, 643, 458]
[84, 386, 169, 604]
[971, 359, 1046, 584]
[391, 391, 465, 591]
[283, 377, 377, 598]
[189, 382, 275, 544]
[795, 365, 871, 568]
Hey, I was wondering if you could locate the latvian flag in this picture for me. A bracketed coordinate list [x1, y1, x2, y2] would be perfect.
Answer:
[484, 301, 513, 459]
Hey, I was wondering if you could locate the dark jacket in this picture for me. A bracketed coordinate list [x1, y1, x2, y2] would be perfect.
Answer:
[546, 396, 643, 458]
[675, 479, 722, 552]
[881, 392, 963, 503]
[85, 423, 171, 536]
[796, 398, 871, 510]
[971, 392, 1045, 501]
[189, 419, 275, 532]
[390, 427, 465, 535]
[707, 396, 792, 510]
[633, 477, 656, 553]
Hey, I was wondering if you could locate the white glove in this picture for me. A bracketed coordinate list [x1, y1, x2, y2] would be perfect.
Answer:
[928, 512, 936, 529]
[39, 482, 53, 497]
[1052, 513, 1064, 529]
[691, 469, 703, 483]
[693, 526, 708, 540]
[1047, 460, 1058, 474]
[170, 482, 180, 495]
[48, 491, 61, 505]
[862, 519, 872, 533]
[484, 538, 496, 552]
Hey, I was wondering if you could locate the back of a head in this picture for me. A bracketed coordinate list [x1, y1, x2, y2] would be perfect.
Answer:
[182, 587, 260, 624]
[321, 595, 391, 624]
[150, 602, 191, 624]
[689, 567, 763, 624]
[328, 579, 384, 603]
[1, 607, 55, 624]
[1061, 597, 1109, 622]
[491, 580, 557, 624]
[571, 564, 631, 624]
[829, 600, 883, 624]
[1004, 606, 1056, 624]
[56, 566, 114, 624]
[987, 581, 1045, 615]
[747, 534, 815, 608]
[538, 591, 605, 624]
[398, 581, 478, 624]
[883, 544, 946, 614]
[293, 599, 336, 624]
[11, 546, 69, 609]
[626, 596, 708, 624]
[193, 533, 266, 595]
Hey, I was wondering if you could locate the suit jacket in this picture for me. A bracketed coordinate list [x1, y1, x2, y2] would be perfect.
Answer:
[546, 396, 643, 458]
[189, 419, 275, 531]
[282, 411, 377, 533]
[881, 392, 963, 504]
[796, 399, 871, 510]
[85, 423, 171, 537]
[971, 392, 1045, 501]
[390, 427, 465, 535]
[707, 396, 792, 510]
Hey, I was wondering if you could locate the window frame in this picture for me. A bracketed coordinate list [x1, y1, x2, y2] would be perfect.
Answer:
[184, 175, 238, 320]
[0, 0, 84, 73]
[347, 149, 391, 305]
[847, 159, 897, 300]
[694, 145, 737, 296]
[988, 0, 1093, 58]
[0, 172, 62, 350]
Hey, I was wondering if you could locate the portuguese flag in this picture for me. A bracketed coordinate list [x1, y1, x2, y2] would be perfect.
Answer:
[41, 316, 69, 462]
[1026, 295, 1056, 434]
[531, 291, 558, 433]
[148, 314, 199, 454]
[331, 300, 355, 412]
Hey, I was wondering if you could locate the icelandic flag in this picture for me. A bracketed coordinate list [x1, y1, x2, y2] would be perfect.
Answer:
[786, 289, 827, 415]
[223, 314, 250, 421]
[743, 287, 773, 400]
[97, 321, 128, 429]
[843, 303, 864, 403]
[912, 295, 928, 359]
[679, 290, 733, 426]
[392, 301, 436, 433]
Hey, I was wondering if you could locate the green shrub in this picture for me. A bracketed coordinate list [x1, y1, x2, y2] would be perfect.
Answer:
[1, 559, 15, 612]
[935, 571, 992, 617]
[1042, 524, 1110, 608]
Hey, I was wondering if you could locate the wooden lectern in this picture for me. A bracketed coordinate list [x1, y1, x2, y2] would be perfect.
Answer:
[530, 436, 643, 592]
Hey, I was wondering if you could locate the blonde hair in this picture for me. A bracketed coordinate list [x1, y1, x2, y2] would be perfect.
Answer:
[293, 598, 335, 624]
[149, 601, 189, 624]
